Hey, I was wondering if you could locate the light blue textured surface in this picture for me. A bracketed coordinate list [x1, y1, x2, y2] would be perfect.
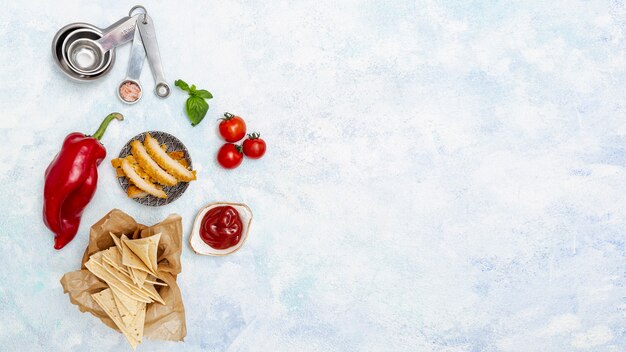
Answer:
[1, 1, 625, 351]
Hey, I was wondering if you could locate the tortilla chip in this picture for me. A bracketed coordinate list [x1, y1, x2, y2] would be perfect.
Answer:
[100, 247, 162, 310]
[146, 234, 160, 272]
[120, 235, 153, 275]
[92, 289, 139, 350]
[140, 281, 165, 305]
[109, 233, 123, 254]
[102, 249, 135, 283]
[99, 261, 155, 302]
[102, 248, 124, 268]
[130, 301, 147, 343]
[113, 291, 146, 336]
[145, 277, 168, 286]
[111, 287, 134, 316]
[123, 234, 161, 274]
[85, 259, 152, 304]
[124, 240, 152, 272]
[132, 268, 148, 286]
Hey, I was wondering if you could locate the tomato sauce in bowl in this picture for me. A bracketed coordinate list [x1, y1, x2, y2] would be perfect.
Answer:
[199, 206, 243, 249]
[190, 203, 252, 256]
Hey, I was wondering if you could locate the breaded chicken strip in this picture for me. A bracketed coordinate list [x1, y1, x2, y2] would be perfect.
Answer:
[131, 140, 178, 186]
[121, 159, 167, 198]
[143, 133, 196, 182]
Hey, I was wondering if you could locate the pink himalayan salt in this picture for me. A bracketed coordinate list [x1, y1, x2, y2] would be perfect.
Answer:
[119, 81, 142, 102]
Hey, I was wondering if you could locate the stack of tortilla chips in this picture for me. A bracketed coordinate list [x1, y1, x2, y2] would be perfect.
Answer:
[85, 232, 167, 350]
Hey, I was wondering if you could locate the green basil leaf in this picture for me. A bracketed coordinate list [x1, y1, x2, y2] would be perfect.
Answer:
[186, 96, 209, 126]
[174, 79, 190, 92]
[194, 89, 213, 99]
[176, 79, 212, 126]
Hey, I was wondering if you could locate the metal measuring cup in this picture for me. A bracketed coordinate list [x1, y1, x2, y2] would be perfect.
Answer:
[52, 22, 114, 82]
[65, 15, 138, 74]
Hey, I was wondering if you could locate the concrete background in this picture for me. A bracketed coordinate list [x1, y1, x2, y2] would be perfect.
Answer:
[0, 0, 625, 351]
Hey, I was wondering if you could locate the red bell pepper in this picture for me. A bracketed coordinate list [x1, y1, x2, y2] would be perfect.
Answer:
[43, 113, 123, 249]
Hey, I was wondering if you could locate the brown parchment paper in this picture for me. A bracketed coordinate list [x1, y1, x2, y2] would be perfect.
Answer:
[60, 209, 186, 341]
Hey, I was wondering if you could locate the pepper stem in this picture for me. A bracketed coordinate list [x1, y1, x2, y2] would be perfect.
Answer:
[92, 113, 124, 140]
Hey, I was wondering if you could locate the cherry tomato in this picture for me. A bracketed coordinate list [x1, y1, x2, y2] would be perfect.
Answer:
[219, 112, 247, 142]
[217, 143, 244, 169]
[242, 133, 266, 159]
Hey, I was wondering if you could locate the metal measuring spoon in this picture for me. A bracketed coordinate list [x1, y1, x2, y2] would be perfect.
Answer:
[66, 15, 138, 74]
[118, 25, 146, 104]
[137, 14, 170, 98]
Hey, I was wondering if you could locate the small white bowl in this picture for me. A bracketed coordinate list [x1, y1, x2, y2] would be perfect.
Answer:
[190, 202, 252, 256]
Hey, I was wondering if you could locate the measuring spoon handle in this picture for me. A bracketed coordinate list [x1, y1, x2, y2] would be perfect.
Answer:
[98, 16, 138, 52]
[137, 14, 170, 98]
[126, 24, 146, 81]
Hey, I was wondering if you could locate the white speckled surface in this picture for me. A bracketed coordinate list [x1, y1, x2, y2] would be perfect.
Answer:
[1, 1, 625, 351]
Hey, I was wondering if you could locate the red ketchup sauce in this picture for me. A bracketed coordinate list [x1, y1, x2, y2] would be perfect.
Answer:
[200, 206, 243, 249]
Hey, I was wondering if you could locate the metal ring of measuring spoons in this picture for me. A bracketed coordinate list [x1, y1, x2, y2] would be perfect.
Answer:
[129, 5, 148, 24]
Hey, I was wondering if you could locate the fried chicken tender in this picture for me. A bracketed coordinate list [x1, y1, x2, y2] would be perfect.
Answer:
[121, 159, 167, 198]
[143, 133, 196, 182]
[127, 185, 149, 198]
[111, 153, 188, 180]
[168, 151, 185, 159]
[131, 140, 178, 186]
[112, 138, 195, 199]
